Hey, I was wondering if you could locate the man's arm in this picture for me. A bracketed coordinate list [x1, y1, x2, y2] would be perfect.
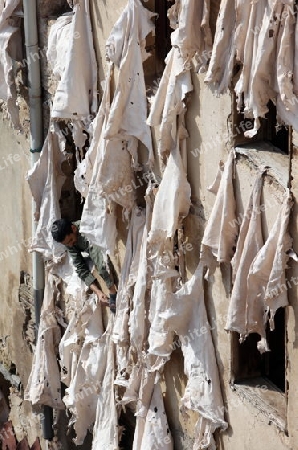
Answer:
[68, 246, 107, 303]
[88, 282, 108, 303]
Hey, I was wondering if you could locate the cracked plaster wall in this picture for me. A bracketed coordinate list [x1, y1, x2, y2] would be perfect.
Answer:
[0, 113, 45, 447]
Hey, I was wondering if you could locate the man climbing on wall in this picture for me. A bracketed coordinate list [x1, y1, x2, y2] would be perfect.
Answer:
[51, 218, 117, 313]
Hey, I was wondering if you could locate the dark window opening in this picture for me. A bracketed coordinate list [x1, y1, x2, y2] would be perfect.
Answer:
[261, 308, 285, 391]
[119, 408, 136, 450]
[58, 122, 85, 221]
[143, 0, 174, 90]
[145, 1, 175, 109]
[155, 0, 175, 73]
[39, 1, 72, 19]
[233, 95, 290, 155]
[232, 308, 286, 393]
[259, 101, 289, 155]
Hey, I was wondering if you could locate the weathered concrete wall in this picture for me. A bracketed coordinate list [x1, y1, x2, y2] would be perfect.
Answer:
[286, 130, 298, 449]
[0, 113, 45, 447]
[90, 0, 127, 89]
[88, 1, 296, 448]
[88, 1, 296, 449]
[0, 1, 293, 449]
[186, 72, 292, 450]
[0, 115, 32, 375]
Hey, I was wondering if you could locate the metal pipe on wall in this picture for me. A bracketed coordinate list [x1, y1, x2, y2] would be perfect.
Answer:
[22, 0, 53, 441]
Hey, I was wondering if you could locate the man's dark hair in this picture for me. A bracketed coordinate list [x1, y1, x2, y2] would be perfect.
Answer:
[51, 218, 73, 243]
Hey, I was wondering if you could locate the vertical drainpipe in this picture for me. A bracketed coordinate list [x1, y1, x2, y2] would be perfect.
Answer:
[22, 0, 54, 441]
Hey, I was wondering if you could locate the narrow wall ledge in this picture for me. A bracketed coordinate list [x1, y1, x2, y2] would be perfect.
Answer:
[235, 143, 290, 190]
[230, 377, 286, 434]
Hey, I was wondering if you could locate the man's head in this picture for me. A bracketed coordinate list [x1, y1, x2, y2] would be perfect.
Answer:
[51, 219, 78, 247]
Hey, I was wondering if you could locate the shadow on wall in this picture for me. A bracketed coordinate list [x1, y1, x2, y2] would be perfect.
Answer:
[185, 67, 203, 200]
[119, 408, 136, 449]
[288, 164, 298, 350]
[163, 347, 193, 450]
[204, 264, 234, 444]
[54, 407, 136, 449]
[39, 0, 72, 18]
[55, 409, 93, 450]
